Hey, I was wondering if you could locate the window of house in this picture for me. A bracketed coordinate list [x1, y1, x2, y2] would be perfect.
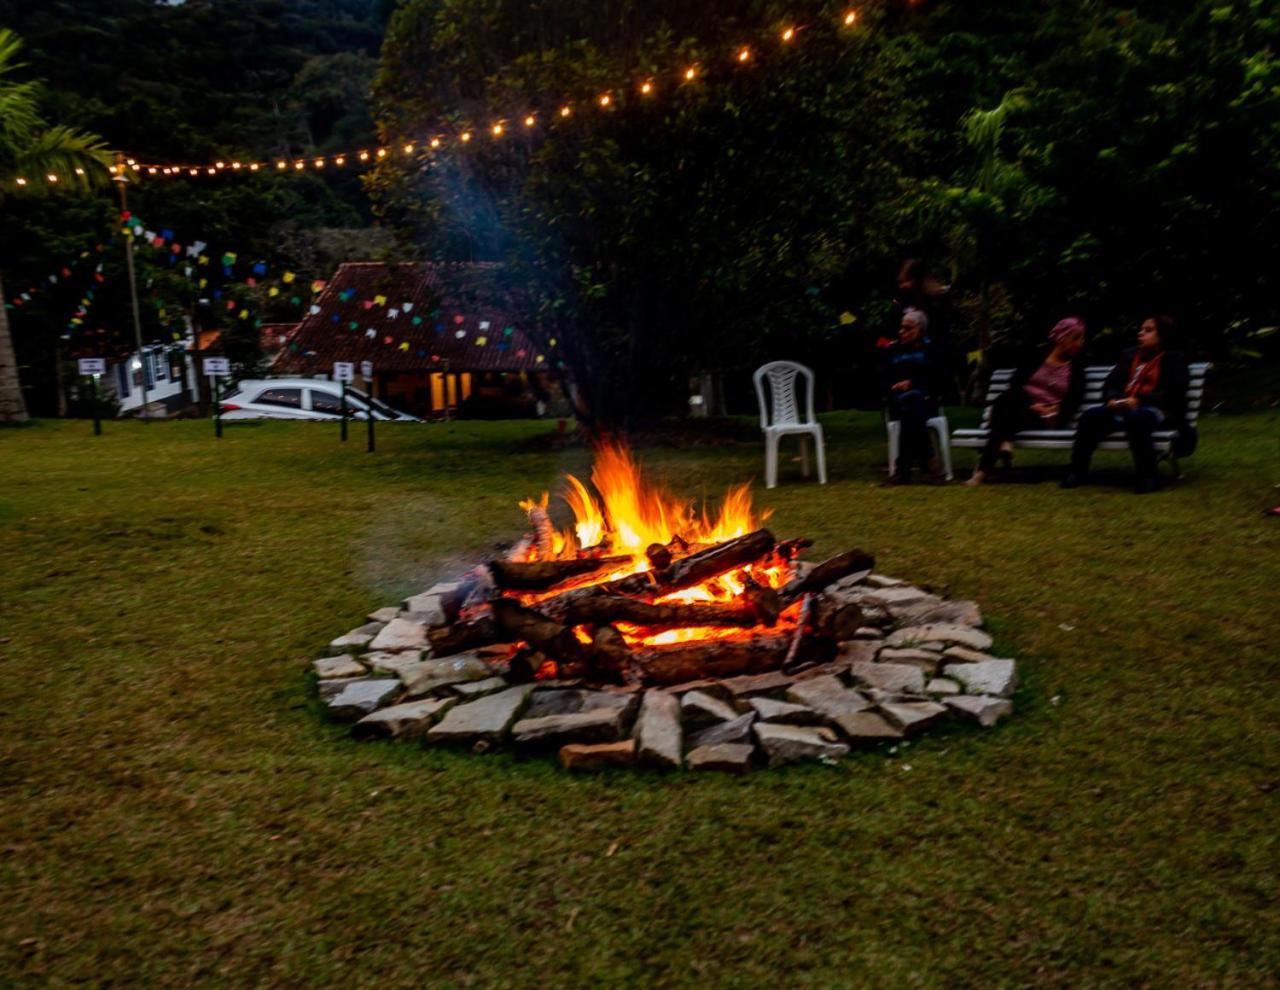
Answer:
[254, 387, 303, 408]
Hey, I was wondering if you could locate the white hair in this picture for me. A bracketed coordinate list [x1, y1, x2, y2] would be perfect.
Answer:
[903, 307, 929, 333]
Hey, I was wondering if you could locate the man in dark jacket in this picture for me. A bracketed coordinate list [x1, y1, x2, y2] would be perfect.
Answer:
[1063, 316, 1190, 494]
[880, 307, 945, 484]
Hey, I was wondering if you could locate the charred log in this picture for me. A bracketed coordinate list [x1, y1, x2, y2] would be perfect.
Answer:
[561, 595, 763, 629]
[633, 633, 794, 685]
[656, 528, 777, 590]
[488, 555, 630, 591]
[740, 578, 782, 627]
[428, 612, 506, 655]
[780, 548, 875, 602]
[590, 624, 633, 682]
[491, 598, 591, 669]
[810, 592, 866, 641]
[527, 505, 555, 559]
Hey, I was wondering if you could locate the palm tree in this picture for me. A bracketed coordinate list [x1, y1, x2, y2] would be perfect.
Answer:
[0, 28, 112, 421]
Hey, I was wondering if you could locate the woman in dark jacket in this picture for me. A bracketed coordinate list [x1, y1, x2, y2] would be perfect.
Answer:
[966, 317, 1088, 486]
[1063, 315, 1190, 494]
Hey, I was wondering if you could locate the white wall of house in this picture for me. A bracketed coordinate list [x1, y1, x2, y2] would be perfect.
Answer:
[103, 344, 197, 414]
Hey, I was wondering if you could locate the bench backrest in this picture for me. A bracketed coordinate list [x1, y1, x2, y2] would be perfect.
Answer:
[980, 362, 1211, 429]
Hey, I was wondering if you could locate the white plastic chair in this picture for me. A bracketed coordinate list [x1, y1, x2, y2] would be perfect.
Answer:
[753, 361, 827, 489]
[886, 413, 954, 480]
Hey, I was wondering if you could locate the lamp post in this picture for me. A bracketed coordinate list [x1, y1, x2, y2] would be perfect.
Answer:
[113, 153, 149, 420]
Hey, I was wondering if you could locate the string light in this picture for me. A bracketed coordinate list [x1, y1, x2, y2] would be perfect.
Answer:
[560, 105, 572, 117]
[782, 26, 796, 41]
[277, 161, 287, 169]
[403, 143, 414, 154]
[460, 130, 472, 142]
[640, 80, 654, 95]
[359, 150, 370, 161]
[430, 137, 441, 148]
[599, 93, 612, 107]
[376, 148, 387, 158]
[524, 114, 536, 127]
[335, 156, 345, 165]
[492, 122, 504, 137]
[15, 177, 27, 185]
[684, 66, 698, 81]
[74, 167, 85, 175]
[294, 161, 305, 170]
[738, 47, 752, 62]
[844, 10, 858, 26]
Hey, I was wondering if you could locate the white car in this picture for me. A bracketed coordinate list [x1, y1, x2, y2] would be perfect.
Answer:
[218, 378, 420, 421]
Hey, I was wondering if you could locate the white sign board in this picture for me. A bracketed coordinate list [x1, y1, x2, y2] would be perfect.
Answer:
[360, 360, 374, 379]
[202, 357, 231, 376]
[78, 358, 106, 376]
[333, 361, 355, 383]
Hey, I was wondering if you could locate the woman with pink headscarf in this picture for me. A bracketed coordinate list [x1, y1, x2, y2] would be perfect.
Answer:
[966, 317, 1088, 486]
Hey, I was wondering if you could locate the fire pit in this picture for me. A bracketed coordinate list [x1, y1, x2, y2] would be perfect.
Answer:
[314, 443, 1018, 772]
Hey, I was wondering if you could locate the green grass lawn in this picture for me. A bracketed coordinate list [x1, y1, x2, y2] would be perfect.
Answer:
[2, 411, 1278, 988]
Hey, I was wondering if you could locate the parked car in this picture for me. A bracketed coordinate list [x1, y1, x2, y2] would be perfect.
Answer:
[218, 379, 420, 421]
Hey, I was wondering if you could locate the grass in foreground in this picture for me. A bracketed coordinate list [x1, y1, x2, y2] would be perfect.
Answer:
[1, 411, 1278, 988]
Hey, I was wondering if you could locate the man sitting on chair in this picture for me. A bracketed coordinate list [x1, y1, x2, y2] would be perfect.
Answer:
[880, 307, 945, 485]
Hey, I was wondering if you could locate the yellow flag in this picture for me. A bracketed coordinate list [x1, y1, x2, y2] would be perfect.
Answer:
[282, 271, 296, 284]
[839, 311, 856, 325]
[268, 287, 279, 297]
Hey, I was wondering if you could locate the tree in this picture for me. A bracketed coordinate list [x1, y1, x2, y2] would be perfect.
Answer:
[0, 28, 111, 422]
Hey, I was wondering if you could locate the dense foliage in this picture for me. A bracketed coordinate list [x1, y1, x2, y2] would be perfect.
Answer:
[373, 0, 1280, 421]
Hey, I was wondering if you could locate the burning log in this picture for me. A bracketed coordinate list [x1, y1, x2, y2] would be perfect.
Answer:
[491, 599, 591, 669]
[780, 548, 875, 602]
[428, 612, 506, 656]
[562, 595, 765, 629]
[810, 592, 866, 641]
[740, 577, 782, 627]
[590, 624, 633, 681]
[527, 504, 556, 559]
[488, 555, 631, 591]
[633, 632, 834, 686]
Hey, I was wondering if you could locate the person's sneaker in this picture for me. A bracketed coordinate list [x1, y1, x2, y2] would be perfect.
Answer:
[1060, 472, 1082, 489]
[1134, 476, 1163, 495]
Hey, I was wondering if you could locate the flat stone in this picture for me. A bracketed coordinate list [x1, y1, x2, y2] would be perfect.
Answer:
[865, 574, 906, 588]
[689, 712, 757, 749]
[681, 690, 738, 730]
[635, 690, 682, 769]
[749, 697, 825, 726]
[942, 659, 1018, 698]
[667, 679, 734, 703]
[426, 685, 533, 746]
[451, 676, 509, 699]
[835, 640, 880, 666]
[329, 621, 386, 650]
[559, 739, 636, 772]
[867, 585, 932, 606]
[687, 743, 755, 774]
[369, 617, 429, 652]
[366, 606, 400, 624]
[400, 654, 495, 697]
[524, 689, 586, 719]
[849, 661, 926, 694]
[885, 623, 994, 652]
[365, 650, 425, 676]
[352, 696, 456, 739]
[317, 675, 365, 700]
[754, 723, 849, 767]
[720, 670, 794, 698]
[863, 688, 929, 705]
[833, 710, 904, 743]
[786, 675, 872, 722]
[852, 627, 884, 639]
[886, 596, 945, 620]
[895, 599, 983, 628]
[401, 592, 447, 626]
[943, 645, 997, 663]
[879, 701, 949, 735]
[926, 677, 962, 696]
[325, 678, 402, 721]
[791, 660, 853, 681]
[946, 694, 1013, 727]
[313, 654, 365, 679]
[877, 648, 942, 674]
[511, 707, 628, 749]
[582, 691, 640, 721]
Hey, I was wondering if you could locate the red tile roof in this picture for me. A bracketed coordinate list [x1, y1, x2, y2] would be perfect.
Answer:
[269, 262, 545, 375]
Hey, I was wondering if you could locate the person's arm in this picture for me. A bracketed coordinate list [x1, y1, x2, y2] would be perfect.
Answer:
[1141, 352, 1189, 421]
[1101, 352, 1130, 406]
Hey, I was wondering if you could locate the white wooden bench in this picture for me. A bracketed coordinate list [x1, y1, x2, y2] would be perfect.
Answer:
[952, 362, 1210, 477]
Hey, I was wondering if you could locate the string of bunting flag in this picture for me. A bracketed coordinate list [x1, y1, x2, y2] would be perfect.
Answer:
[7, 7, 877, 188]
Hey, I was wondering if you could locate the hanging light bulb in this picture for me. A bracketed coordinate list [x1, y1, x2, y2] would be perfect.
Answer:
[249, 163, 260, 171]
[738, 47, 752, 62]
[232, 161, 241, 169]
[215, 161, 225, 169]
[147, 167, 158, 175]
[782, 26, 796, 41]
[359, 150, 370, 161]
[524, 114, 536, 127]
[684, 66, 698, 81]
[15, 177, 26, 185]
[460, 131, 472, 142]
[335, 156, 346, 166]
[492, 122, 504, 137]
[314, 158, 326, 168]
[75, 167, 85, 175]
[47, 174, 58, 182]
[599, 93, 611, 107]
[430, 137, 441, 148]
[376, 148, 387, 158]
[403, 143, 415, 154]
[294, 161, 305, 170]
[559, 105, 572, 117]
[277, 161, 287, 169]
[640, 80, 654, 95]
[207, 167, 216, 174]
[844, 10, 858, 26]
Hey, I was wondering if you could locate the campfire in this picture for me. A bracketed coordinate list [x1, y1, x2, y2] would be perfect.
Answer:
[430, 442, 874, 686]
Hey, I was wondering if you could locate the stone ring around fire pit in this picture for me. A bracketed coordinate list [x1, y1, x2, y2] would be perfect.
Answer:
[313, 561, 1019, 774]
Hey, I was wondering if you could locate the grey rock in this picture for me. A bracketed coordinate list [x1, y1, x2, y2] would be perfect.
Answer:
[942, 659, 1018, 698]
[687, 743, 755, 774]
[689, 712, 757, 749]
[754, 723, 849, 767]
[667, 679, 735, 703]
[720, 670, 794, 698]
[511, 707, 628, 749]
[876, 648, 942, 673]
[786, 675, 872, 722]
[524, 689, 586, 720]
[852, 626, 885, 639]
[560, 740, 636, 772]
[943, 645, 996, 663]
[401, 592, 447, 626]
[879, 701, 949, 735]
[946, 694, 1013, 727]
[317, 675, 366, 700]
[867, 585, 932, 606]
[426, 685, 533, 746]
[329, 621, 386, 651]
[681, 690, 738, 730]
[848, 661, 926, 694]
[835, 640, 880, 666]
[895, 598, 983, 628]
[325, 678, 402, 721]
[313, 654, 365, 679]
[400, 654, 495, 697]
[863, 688, 930, 705]
[369, 617, 429, 653]
[865, 574, 906, 588]
[885, 623, 994, 652]
[635, 690, 682, 769]
[451, 676, 510, 699]
[749, 697, 825, 726]
[832, 710, 904, 743]
[366, 606, 400, 624]
[352, 696, 456, 739]
[365, 651, 425, 676]
[925, 677, 962, 696]
[582, 691, 640, 721]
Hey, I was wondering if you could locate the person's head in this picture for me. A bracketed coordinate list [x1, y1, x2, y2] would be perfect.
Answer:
[1138, 315, 1174, 353]
[1049, 316, 1086, 358]
[900, 307, 928, 345]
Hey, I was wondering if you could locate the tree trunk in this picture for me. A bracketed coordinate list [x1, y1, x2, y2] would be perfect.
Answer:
[0, 274, 31, 422]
